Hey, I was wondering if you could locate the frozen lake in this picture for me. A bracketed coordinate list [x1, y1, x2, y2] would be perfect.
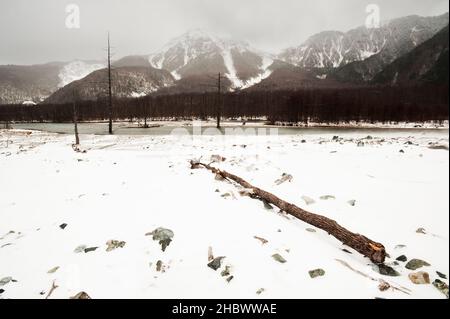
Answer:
[10, 122, 449, 137]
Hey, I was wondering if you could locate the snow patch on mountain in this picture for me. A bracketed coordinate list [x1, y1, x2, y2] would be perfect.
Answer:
[58, 61, 104, 87]
[240, 56, 274, 90]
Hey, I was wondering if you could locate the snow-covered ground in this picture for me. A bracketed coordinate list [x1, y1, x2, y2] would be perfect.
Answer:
[0, 128, 448, 299]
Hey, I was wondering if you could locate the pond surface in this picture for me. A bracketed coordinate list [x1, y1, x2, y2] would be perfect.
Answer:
[11, 122, 449, 137]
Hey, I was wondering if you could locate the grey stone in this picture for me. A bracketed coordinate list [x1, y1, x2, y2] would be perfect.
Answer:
[0, 277, 12, 286]
[208, 257, 225, 271]
[106, 240, 126, 252]
[416, 228, 427, 234]
[221, 266, 231, 277]
[47, 266, 59, 274]
[301, 196, 315, 205]
[256, 288, 265, 295]
[433, 279, 449, 298]
[74, 245, 87, 253]
[320, 195, 335, 200]
[146, 227, 174, 252]
[405, 259, 431, 270]
[396, 255, 407, 262]
[156, 260, 164, 272]
[274, 173, 293, 185]
[372, 264, 400, 277]
[436, 271, 447, 279]
[347, 200, 356, 206]
[272, 253, 287, 263]
[70, 291, 91, 299]
[309, 269, 325, 278]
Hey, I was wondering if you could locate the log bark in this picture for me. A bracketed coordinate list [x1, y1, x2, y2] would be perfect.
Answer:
[191, 161, 387, 264]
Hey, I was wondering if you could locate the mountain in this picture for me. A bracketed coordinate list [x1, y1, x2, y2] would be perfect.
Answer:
[44, 66, 174, 104]
[148, 29, 275, 90]
[0, 60, 104, 104]
[246, 61, 347, 91]
[113, 55, 151, 68]
[372, 25, 449, 85]
[331, 13, 449, 83]
[2, 13, 448, 104]
[280, 13, 448, 82]
[0, 63, 61, 104]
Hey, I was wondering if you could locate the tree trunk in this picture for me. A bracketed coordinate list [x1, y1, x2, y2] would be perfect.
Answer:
[190, 161, 387, 264]
[72, 92, 80, 145]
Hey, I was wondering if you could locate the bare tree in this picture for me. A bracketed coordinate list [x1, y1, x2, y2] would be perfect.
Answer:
[72, 89, 80, 145]
[107, 32, 113, 134]
[216, 72, 221, 129]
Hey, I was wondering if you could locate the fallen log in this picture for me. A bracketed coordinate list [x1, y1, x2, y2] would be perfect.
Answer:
[190, 161, 387, 264]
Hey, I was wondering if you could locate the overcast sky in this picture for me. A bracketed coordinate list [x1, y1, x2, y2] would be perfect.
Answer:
[0, 0, 448, 65]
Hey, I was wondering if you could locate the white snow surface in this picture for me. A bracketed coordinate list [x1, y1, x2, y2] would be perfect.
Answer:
[22, 101, 37, 106]
[0, 128, 448, 299]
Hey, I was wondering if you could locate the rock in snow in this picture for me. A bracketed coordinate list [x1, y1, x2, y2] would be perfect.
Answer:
[146, 227, 174, 252]
[405, 259, 431, 270]
[106, 240, 126, 252]
[301, 196, 316, 205]
[408, 271, 430, 284]
[70, 291, 92, 299]
[272, 254, 287, 263]
[208, 257, 225, 271]
[372, 264, 400, 277]
[309, 269, 325, 278]
[433, 279, 449, 298]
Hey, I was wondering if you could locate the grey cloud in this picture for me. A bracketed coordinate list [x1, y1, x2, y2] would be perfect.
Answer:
[0, 0, 448, 64]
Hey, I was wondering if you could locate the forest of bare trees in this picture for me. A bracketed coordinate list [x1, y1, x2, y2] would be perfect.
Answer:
[0, 85, 448, 125]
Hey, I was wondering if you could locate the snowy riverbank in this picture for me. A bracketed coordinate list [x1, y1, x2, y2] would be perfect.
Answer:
[0, 128, 448, 299]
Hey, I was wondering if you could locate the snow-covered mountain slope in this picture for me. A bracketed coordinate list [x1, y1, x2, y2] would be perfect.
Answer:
[148, 29, 275, 90]
[58, 61, 105, 88]
[372, 25, 449, 85]
[44, 66, 175, 104]
[0, 63, 62, 104]
[279, 13, 449, 73]
[0, 61, 104, 105]
[332, 13, 449, 82]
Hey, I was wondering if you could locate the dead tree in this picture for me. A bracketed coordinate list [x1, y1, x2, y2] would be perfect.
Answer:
[216, 72, 221, 129]
[107, 32, 113, 134]
[190, 161, 387, 264]
[72, 89, 80, 145]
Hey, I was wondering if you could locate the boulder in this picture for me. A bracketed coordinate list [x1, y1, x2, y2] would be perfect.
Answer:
[408, 271, 430, 284]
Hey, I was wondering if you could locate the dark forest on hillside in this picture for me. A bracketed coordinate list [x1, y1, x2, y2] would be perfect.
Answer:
[0, 85, 448, 125]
